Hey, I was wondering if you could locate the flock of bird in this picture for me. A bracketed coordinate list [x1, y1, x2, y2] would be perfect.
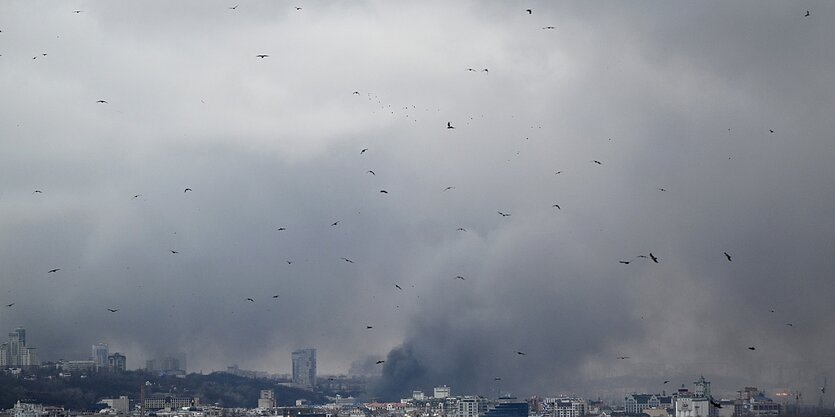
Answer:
[0, 4, 821, 390]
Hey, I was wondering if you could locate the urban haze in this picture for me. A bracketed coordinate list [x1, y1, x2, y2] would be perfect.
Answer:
[2, 0, 835, 402]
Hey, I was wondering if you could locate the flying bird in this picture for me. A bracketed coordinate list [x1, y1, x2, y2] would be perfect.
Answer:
[455, 275, 465, 280]
[649, 253, 659, 263]
[5, 303, 13, 308]
[340, 257, 354, 263]
[286, 261, 292, 265]
[805, 10, 810, 17]
[277, 227, 286, 231]
[295, 7, 302, 10]
[72, 10, 84, 13]
[184, 188, 192, 193]
[48, 268, 60, 273]
[107, 308, 119, 313]
[618, 260, 631, 265]
[748, 346, 756, 351]
[498, 211, 511, 217]
[379, 190, 388, 194]
[246, 298, 255, 302]
[96, 100, 108, 104]
[272, 295, 279, 298]
[786, 323, 794, 327]
[132, 194, 142, 199]
[255, 54, 269, 58]
[664, 380, 670, 384]
[447, 122, 455, 129]
[724, 252, 732, 262]
[494, 377, 502, 381]
[229, 4, 238, 9]
[331, 220, 340, 226]
[542, 26, 556, 30]
[769, 129, 775, 133]
[360, 148, 368, 154]
[467, 68, 476, 72]
[554, 171, 563, 175]
[456, 228, 466, 232]
[443, 186, 455, 191]
[526, 9, 532, 14]
[367, 170, 375, 175]
[617, 356, 630, 360]
[352, 91, 360, 95]
[376, 360, 385, 364]
[366, 326, 373, 329]
[33, 190, 43, 194]
[395, 285, 402, 290]
[709, 398, 722, 409]
[592, 160, 603, 165]
[657, 187, 667, 192]
[516, 351, 527, 356]
[482, 68, 488, 73]
[170, 250, 179, 254]
[552, 204, 561, 210]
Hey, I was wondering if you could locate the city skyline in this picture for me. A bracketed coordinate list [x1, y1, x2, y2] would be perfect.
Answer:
[2, 0, 835, 401]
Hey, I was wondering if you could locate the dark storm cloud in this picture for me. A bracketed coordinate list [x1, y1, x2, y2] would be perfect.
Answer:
[2, 0, 835, 402]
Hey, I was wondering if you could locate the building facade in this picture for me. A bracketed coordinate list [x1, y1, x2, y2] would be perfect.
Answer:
[108, 352, 127, 372]
[292, 348, 317, 388]
[93, 343, 109, 369]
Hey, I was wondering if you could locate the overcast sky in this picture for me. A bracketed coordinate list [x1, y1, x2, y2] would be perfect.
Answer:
[2, 0, 835, 401]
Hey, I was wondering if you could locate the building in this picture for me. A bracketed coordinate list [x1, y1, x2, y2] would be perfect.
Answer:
[459, 396, 488, 417]
[734, 388, 779, 417]
[2, 327, 38, 368]
[544, 398, 586, 417]
[484, 400, 529, 417]
[292, 348, 317, 388]
[434, 386, 451, 399]
[259, 390, 276, 409]
[99, 396, 130, 414]
[146, 354, 186, 376]
[108, 353, 127, 372]
[625, 394, 662, 414]
[59, 360, 97, 373]
[142, 394, 199, 411]
[93, 343, 109, 369]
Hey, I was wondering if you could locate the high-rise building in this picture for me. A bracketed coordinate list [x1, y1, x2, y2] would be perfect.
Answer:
[3, 327, 38, 367]
[108, 353, 127, 372]
[435, 386, 451, 399]
[292, 348, 317, 387]
[458, 396, 488, 417]
[93, 343, 109, 369]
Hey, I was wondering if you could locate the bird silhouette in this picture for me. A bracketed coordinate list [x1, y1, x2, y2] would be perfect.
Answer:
[467, 68, 476, 72]
[552, 204, 561, 210]
[376, 360, 385, 364]
[367, 170, 375, 175]
[352, 91, 360, 95]
[769, 129, 775, 133]
[455, 275, 465, 280]
[286, 261, 293, 265]
[786, 323, 794, 327]
[447, 122, 455, 129]
[663, 380, 670, 384]
[592, 160, 602, 165]
[456, 228, 466, 232]
[554, 171, 563, 175]
[295, 7, 302, 10]
[724, 252, 732, 262]
[619, 260, 631, 265]
[132, 194, 142, 199]
[482, 68, 488, 73]
[229, 4, 238, 10]
[170, 250, 179, 254]
[805, 10, 810, 17]
[340, 257, 354, 263]
[107, 308, 119, 313]
[72, 10, 84, 13]
[366, 326, 373, 329]
[48, 268, 60, 273]
[96, 100, 108, 104]
[6, 303, 14, 307]
[709, 398, 722, 408]
[395, 285, 402, 290]
[526, 9, 532, 14]
[331, 220, 340, 226]
[277, 227, 286, 231]
[498, 211, 511, 217]
[617, 356, 630, 360]
[379, 190, 388, 194]
[33, 190, 43, 194]
[649, 253, 658, 263]
[494, 377, 502, 381]
[246, 298, 255, 302]
[657, 187, 667, 192]
[272, 295, 279, 298]
[361, 148, 368, 154]
[443, 186, 455, 191]
[748, 346, 756, 351]
[255, 54, 269, 58]
[184, 188, 192, 193]
[542, 26, 556, 30]
[516, 351, 527, 355]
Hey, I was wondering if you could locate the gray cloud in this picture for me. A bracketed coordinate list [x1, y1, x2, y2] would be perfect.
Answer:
[1, 0, 834, 403]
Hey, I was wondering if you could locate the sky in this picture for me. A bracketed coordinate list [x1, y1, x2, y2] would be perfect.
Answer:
[2, 0, 835, 402]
